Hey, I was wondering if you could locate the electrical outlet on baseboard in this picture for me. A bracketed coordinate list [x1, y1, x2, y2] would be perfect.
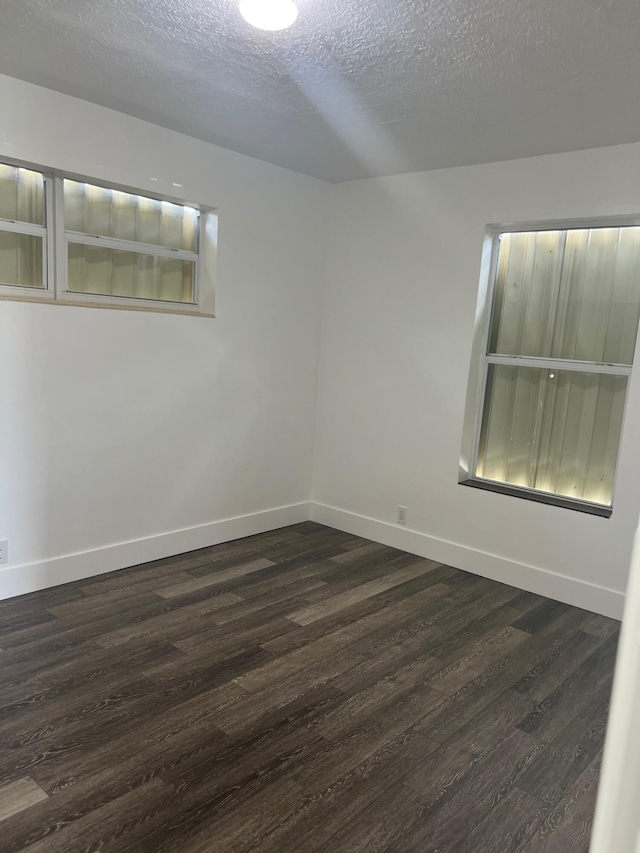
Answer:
[397, 506, 408, 526]
[0, 539, 7, 564]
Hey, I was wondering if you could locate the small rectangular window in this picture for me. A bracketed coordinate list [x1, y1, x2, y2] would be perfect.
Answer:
[0, 164, 48, 293]
[461, 222, 640, 516]
[61, 180, 200, 307]
[0, 158, 215, 316]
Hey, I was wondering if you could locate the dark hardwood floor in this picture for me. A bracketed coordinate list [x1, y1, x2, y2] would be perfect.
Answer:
[0, 522, 619, 852]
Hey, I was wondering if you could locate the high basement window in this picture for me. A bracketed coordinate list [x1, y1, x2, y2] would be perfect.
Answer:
[0, 164, 48, 294]
[460, 221, 640, 517]
[0, 159, 216, 316]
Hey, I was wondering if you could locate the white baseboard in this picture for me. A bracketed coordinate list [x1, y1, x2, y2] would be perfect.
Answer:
[0, 502, 312, 601]
[2, 499, 625, 619]
[310, 502, 625, 620]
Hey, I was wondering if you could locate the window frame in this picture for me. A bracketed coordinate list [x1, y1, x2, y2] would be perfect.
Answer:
[0, 156, 216, 317]
[459, 215, 640, 518]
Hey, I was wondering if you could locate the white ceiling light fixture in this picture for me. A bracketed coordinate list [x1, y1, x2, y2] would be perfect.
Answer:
[239, 0, 298, 31]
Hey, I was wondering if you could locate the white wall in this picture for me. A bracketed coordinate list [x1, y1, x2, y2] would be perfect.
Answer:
[590, 521, 640, 852]
[2, 74, 638, 616]
[0, 75, 329, 596]
[313, 144, 640, 618]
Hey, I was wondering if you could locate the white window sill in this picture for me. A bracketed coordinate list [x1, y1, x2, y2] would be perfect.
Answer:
[0, 292, 215, 318]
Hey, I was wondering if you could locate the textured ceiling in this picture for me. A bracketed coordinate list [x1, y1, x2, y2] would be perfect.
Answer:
[1, 0, 640, 182]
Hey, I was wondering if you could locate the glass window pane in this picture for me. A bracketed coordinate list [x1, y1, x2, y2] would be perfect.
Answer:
[0, 164, 45, 225]
[67, 243, 196, 304]
[489, 227, 640, 365]
[0, 231, 44, 288]
[64, 180, 198, 252]
[476, 364, 627, 506]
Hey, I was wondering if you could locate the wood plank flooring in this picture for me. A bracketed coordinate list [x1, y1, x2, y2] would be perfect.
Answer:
[0, 522, 619, 852]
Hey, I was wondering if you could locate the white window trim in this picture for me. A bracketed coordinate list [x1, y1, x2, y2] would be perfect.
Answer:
[459, 214, 640, 518]
[0, 157, 216, 317]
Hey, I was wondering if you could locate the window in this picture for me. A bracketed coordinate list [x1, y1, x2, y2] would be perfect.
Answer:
[460, 221, 640, 517]
[0, 164, 50, 295]
[0, 159, 216, 316]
